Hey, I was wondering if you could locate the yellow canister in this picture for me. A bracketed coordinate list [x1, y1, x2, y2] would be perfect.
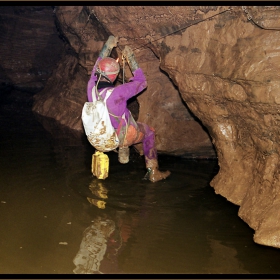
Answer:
[91, 151, 109, 179]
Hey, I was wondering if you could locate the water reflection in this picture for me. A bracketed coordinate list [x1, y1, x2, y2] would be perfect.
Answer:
[87, 180, 108, 209]
[73, 177, 146, 274]
[205, 238, 249, 274]
[2, 98, 280, 274]
[73, 215, 116, 274]
[73, 209, 136, 274]
[73, 179, 128, 274]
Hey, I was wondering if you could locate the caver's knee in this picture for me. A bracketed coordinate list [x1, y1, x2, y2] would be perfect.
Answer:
[122, 124, 144, 146]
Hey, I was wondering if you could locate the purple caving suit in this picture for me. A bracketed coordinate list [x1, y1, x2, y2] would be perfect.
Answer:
[87, 57, 157, 160]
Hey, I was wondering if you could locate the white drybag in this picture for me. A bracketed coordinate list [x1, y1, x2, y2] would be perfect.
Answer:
[82, 87, 119, 152]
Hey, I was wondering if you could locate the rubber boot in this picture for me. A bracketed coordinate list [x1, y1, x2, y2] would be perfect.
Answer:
[118, 146, 130, 164]
[144, 158, 171, 183]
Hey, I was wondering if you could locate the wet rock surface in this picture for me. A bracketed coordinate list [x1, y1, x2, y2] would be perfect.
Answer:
[1, 5, 280, 249]
[160, 6, 280, 248]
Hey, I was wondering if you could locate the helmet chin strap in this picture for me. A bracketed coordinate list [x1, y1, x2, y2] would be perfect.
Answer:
[96, 69, 113, 83]
[98, 66, 122, 83]
[101, 74, 113, 83]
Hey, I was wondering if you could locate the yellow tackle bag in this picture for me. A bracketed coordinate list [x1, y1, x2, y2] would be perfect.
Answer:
[91, 151, 109, 180]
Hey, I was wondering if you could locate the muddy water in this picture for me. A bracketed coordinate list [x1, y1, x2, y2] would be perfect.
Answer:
[1, 96, 280, 274]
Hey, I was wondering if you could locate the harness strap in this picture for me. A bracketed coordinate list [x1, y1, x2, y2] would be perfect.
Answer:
[93, 81, 129, 145]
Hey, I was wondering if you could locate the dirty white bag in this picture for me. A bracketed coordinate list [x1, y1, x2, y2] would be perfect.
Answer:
[82, 88, 119, 152]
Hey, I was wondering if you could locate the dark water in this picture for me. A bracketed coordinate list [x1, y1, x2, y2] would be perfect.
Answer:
[1, 93, 280, 275]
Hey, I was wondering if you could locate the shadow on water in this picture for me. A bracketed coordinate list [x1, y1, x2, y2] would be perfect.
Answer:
[1, 93, 280, 274]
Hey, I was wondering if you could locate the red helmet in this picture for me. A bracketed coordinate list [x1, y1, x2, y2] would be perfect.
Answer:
[97, 57, 120, 83]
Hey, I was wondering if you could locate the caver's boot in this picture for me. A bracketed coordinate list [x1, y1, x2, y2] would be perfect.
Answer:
[144, 158, 171, 183]
[118, 146, 130, 164]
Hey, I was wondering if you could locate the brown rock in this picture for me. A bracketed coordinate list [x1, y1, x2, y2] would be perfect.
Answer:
[0, 6, 64, 89]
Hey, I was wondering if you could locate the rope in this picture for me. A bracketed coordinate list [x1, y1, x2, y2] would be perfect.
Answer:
[121, 57, 129, 145]
[82, 7, 232, 54]
[127, 7, 232, 52]
[59, 6, 280, 58]
[107, 54, 129, 145]
[242, 6, 280, 31]
[94, 74, 102, 100]
[122, 54, 125, 84]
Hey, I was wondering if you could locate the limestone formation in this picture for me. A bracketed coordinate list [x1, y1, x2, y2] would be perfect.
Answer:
[2, 5, 280, 249]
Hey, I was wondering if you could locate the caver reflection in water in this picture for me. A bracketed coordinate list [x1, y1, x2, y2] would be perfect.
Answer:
[73, 209, 136, 274]
[73, 179, 132, 274]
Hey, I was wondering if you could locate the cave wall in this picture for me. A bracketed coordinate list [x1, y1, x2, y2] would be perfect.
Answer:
[159, 6, 280, 248]
[0, 6, 64, 94]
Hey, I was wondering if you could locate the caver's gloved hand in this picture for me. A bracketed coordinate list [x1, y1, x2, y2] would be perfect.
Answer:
[99, 35, 119, 58]
[122, 45, 139, 72]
